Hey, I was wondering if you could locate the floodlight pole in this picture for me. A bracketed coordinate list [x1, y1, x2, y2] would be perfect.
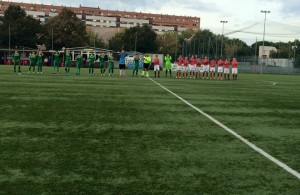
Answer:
[220, 20, 228, 58]
[261, 10, 270, 74]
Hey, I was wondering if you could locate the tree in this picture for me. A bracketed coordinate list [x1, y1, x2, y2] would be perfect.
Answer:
[108, 31, 125, 51]
[225, 38, 253, 57]
[86, 28, 106, 48]
[157, 32, 180, 56]
[44, 8, 87, 50]
[179, 29, 218, 58]
[108, 24, 158, 53]
[0, 5, 44, 48]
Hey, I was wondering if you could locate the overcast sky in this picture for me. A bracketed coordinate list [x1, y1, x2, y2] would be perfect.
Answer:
[10, 0, 300, 45]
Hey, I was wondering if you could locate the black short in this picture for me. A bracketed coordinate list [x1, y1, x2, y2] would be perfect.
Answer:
[144, 63, 150, 70]
[119, 64, 125, 69]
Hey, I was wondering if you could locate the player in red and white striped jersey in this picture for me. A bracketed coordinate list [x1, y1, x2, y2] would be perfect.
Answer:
[232, 58, 238, 80]
[217, 58, 224, 80]
[223, 58, 230, 80]
[176, 55, 183, 79]
[195, 55, 202, 79]
[189, 55, 196, 79]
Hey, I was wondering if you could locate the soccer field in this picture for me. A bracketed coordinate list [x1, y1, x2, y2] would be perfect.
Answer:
[0, 65, 299, 194]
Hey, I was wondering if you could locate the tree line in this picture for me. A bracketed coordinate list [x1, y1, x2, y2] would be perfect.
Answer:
[0, 5, 299, 67]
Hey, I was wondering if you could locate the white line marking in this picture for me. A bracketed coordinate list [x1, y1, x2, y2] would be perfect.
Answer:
[261, 81, 277, 86]
[21, 74, 44, 79]
[148, 77, 300, 180]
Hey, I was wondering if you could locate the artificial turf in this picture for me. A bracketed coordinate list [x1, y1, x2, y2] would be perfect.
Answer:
[0, 65, 299, 194]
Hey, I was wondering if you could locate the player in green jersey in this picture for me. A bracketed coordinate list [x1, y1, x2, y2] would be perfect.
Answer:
[88, 53, 95, 75]
[36, 51, 43, 74]
[99, 52, 106, 76]
[108, 52, 114, 76]
[64, 49, 71, 74]
[28, 51, 37, 73]
[53, 51, 60, 73]
[165, 53, 172, 78]
[12, 50, 21, 73]
[133, 54, 140, 77]
[76, 54, 83, 75]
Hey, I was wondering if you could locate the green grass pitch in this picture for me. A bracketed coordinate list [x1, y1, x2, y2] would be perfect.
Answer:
[0, 65, 299, 194]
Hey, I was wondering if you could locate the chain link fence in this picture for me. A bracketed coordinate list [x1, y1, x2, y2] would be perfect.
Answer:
[237, 56, 300, 74]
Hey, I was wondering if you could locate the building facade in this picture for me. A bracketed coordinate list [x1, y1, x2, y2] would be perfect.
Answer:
[0, 1, 201, 34]
[259, 46, 277, 59]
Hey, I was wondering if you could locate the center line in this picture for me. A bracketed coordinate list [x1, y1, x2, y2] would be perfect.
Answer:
[148, 77, 300, 180]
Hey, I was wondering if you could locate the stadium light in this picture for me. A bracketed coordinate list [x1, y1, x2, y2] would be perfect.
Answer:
[261, 10, 270, 74]
[220, 20, 228, 58]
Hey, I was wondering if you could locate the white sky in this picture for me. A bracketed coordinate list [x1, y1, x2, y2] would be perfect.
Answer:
[10, 0, 300, 45]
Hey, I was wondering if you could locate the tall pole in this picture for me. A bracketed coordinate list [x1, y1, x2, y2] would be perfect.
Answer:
[261, 10, 270, 74]
[220, 20, 227, 58]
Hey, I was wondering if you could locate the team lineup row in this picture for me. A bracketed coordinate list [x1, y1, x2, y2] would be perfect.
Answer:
[10, 49, 238, 80]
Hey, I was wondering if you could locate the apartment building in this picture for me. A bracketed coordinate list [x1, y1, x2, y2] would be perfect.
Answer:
[0, 1, 200, 34]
